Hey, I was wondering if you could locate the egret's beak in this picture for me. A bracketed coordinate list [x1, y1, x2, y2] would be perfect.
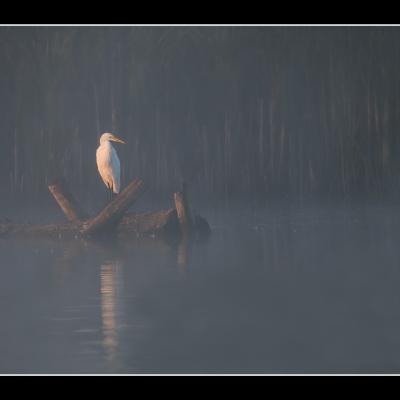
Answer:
[110, 135, 126, 144]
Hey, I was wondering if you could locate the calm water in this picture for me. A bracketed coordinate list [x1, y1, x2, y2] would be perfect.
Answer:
[1, 203, 400, 374]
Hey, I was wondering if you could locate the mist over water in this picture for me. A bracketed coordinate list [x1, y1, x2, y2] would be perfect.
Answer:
[1, 26, 400, 374]
[1, 203, 400, 373]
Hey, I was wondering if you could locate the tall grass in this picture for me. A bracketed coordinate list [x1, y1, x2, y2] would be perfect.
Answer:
[0, 26, 399, 204]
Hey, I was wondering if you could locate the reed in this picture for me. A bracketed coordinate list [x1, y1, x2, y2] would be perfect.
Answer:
[0, 26, 399, 203]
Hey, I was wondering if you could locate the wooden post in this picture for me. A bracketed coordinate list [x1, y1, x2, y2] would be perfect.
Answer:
[82, 178, 145, 237]
[174, 182, 193, 235]
[48, 178, 87, 223]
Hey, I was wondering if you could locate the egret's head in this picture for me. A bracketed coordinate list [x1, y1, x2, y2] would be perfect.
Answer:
[100, 132, 126, 145]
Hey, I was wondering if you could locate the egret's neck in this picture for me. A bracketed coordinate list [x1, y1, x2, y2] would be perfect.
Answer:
[100, 138, 112, 146]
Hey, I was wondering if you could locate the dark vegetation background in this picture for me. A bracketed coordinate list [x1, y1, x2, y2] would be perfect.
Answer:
[0, 26, 399, 206]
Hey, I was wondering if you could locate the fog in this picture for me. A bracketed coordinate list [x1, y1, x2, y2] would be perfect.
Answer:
[1, 26, 400, 205]
[1, 26, 400, 374]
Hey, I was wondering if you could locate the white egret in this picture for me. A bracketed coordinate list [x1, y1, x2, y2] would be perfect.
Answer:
[96, 132, 126, 198]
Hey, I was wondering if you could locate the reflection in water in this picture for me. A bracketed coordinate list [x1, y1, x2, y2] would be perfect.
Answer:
[53, 241, 84, 285]
[177, 237, 189, 274]
[6, 204, 400, 373]
[100, 259, 123, 365]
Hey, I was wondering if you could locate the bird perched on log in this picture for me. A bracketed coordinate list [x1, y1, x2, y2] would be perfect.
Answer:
[96, 132, 125, 199]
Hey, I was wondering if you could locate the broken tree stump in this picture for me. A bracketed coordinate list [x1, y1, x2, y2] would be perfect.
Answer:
[174, 182, 194, 235]
[81, 178, 145, 237]
[48, 178, 88, 223]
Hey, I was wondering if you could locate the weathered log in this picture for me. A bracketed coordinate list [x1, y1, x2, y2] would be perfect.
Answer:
[1, 177, 210, 241]
[0, 221, 79, 239]
[0, 209, 178, 240]
[48, 178, 88, 223]
[118, 208, 179, 237]
[174, 183, 194, 235]
[81, 178, 145, 237]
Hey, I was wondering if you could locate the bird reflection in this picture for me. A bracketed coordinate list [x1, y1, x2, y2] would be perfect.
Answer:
[100, 259, 123, 365]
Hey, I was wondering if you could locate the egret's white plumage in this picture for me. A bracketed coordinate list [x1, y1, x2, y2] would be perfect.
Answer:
[96, 133, 125, 194]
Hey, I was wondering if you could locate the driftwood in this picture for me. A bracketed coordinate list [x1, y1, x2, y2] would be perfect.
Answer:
[81, 178, 145, 237]
[0, 209, 179, 239]
[0, 177, 210, 241]
[117, 208, 179, 237]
